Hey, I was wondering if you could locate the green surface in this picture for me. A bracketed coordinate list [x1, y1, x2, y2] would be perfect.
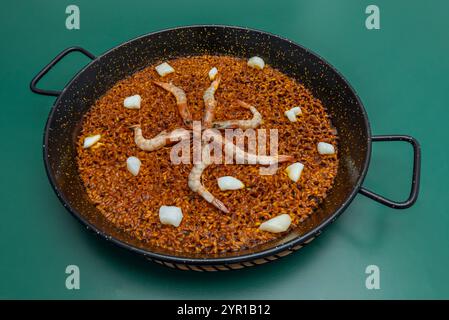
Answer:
[0, 0, 448, 299]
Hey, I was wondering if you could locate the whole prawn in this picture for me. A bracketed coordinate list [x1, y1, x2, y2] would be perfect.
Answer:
[202, 76, 221, 128]
[188, 144, 230, 213]
[204, 130, 293, 165]
[212, 100, 263, 130]
[154, 81, 193, 128]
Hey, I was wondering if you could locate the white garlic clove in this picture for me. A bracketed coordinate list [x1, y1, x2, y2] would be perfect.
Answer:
[159, 205, 183, 227]
[83, 134, 101, 148]
[155, 62, 175, 77]
[284, 106, 302, 122]
[285, 110, 297, 122]
[208, 67, 218, 80]
[247, 56, 265, 70]
[291, 106, 302, 115]
[217, 176, 245, 191]
[126, 156, 141, 176]
[317, 142, 335, 155]
[285, 162, 304, 182]
[259, 214, 292, 233]
[124, 94, 141, 109]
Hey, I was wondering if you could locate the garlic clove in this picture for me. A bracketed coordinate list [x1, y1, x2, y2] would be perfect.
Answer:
[217, 176, 245, 191]
[291, 106, 302, 115]
[208, 67, 218, 80]
[247, 56, 265, 70]
[284, 106, 302, 122]
[259, 214, 292, 233]
[83, 134, 101, 149]
[126, 156, 141, 176]
[159, 205, 183, 227]
[285, 110, 297, 122]
[124, 94, 141, 109]
[155, 62, 175, 77]
[285, 162, 304, 182]
[317, 142, 335, 155]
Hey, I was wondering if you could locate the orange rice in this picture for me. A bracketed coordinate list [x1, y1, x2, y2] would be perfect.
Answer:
[77, 55, 339, 254]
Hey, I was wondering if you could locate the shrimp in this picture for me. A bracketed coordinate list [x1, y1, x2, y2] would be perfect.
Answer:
[212, 100, 263, 130]
[204, 130, 293, 165]
[202, 76, 221, 128]
[154, 81, 193, 127]
[130, 125, 190, 151]
[188, 144, 230, 214]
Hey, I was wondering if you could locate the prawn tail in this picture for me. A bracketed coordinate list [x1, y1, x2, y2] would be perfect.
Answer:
[277, 155, 294, 163]
[212, 198, 230, 214]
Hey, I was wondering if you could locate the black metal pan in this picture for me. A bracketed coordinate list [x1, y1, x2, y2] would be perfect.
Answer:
[30, 25, 421, 271]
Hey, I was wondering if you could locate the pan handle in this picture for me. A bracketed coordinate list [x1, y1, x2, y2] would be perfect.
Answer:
[359, 135, 421, 209]
[30, 46, 96, 97]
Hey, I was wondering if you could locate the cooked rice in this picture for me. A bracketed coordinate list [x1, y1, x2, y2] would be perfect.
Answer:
[77, 55, 339, 254]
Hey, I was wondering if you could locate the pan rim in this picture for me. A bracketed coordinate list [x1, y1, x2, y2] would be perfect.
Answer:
[43, 24, 372, 265]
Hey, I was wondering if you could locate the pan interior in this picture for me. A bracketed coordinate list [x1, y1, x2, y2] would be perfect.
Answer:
[45, 26, 369, 260]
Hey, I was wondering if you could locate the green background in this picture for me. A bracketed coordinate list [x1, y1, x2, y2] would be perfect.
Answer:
[0, 0, 447, 299]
